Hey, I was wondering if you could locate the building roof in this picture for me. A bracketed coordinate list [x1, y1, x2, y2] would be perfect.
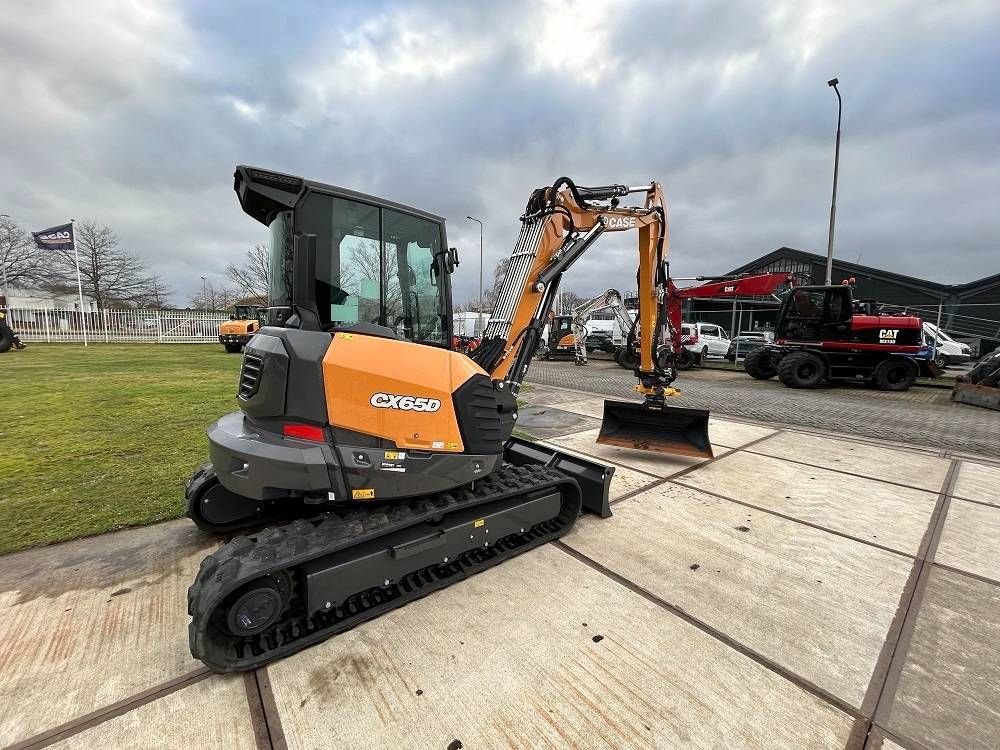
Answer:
[728, 247, 1000, 298]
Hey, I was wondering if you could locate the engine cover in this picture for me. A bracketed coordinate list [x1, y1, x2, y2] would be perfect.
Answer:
[322, 332, 506, 454]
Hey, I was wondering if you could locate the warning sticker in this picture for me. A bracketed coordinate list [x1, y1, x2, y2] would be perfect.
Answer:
[474, 519, 485, 528]
[431, 441, 444, 450]
[446, 441, 459, 450]
[352, 488, 375, 500]
[384, 451, 406, 460]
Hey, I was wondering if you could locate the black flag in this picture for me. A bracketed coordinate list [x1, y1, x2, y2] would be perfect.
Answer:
[32, 222, 74, 251]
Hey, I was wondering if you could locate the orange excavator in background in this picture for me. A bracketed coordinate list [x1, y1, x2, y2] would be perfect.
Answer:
[186, 167, 709, 671]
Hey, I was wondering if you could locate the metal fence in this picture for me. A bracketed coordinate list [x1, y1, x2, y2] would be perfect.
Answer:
[6, 306, 230, 343]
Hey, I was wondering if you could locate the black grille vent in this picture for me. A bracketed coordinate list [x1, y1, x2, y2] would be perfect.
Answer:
[452, 375, 503, 454]
[238, 353, 264, 400]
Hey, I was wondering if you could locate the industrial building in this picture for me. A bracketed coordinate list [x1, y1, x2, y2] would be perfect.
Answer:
[682, 247, 1000, 354]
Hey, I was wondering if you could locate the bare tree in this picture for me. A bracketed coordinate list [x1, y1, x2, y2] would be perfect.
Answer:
[42, 220, 163, 309]
[137, 277, 174, 309]
[189, 280, 241, 312]
[463, 258, 508, 313]
[558, 290, 586, 314]
[0, 216, 42, 292]
[226, 244, 269, 304]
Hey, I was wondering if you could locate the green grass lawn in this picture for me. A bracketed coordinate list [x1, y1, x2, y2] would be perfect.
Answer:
[0, 344, 243, 554]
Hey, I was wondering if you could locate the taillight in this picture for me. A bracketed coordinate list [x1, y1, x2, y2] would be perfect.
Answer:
[283, 423, 326, 442]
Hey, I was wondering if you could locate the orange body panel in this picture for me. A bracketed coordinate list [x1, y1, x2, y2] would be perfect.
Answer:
[556, 333, 576, 349]
[322, 334, 488, 452]
[219, 320, 258, 335]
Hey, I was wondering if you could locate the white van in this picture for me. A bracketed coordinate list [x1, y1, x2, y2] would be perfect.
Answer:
[923, 322, 971, 366]
[680, 322, 731, 359]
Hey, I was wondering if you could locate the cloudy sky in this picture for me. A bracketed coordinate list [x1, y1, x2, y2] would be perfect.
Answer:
[2, 0, 998, 306]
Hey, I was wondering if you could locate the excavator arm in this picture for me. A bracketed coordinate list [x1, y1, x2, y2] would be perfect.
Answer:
[472, 177, 713, 458]
[472, 178, 672, 397]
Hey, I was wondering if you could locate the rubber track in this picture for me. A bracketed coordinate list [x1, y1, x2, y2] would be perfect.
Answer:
[188, 464, 581, 672]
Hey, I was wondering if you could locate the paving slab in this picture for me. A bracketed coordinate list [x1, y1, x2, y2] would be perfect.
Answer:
[935, 498, 1000, 582]
[881, 566, 1000, 750]
[549, 427, 726, 477]
[548, 395, 610, 419]
[47, 675, 255, 750]
[749, 431, 951, 492]
[563, 482, 912, 709]
[676, 451, 938, 555]
[521, 384, 594, 407]
[268, 544, 855, 750]
[952, 461, 1000, 505]
[707, 417, 777, 449]
[0, 520, 215, 747]
[515, 405, 603, 439]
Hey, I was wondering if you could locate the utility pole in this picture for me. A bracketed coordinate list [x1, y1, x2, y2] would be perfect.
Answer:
[825, 77, 843, 286]
[466, 216, 484, 335]
[0, 214, 9, 298]
[201, 276, 207, 313]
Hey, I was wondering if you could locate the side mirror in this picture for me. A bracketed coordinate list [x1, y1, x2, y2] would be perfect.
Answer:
[448, 247, 459, 272]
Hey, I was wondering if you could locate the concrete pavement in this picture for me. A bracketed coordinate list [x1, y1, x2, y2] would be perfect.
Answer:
[1, 385, 998, 749]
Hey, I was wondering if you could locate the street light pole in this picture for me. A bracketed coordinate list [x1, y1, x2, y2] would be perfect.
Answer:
[825, 77, 843, 286]
[466, 215, 484, 335]
[201, 276, 207, 313]
[0, 214, 10, 299]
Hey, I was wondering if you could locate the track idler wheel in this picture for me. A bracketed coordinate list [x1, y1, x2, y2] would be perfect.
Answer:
[223, 574, 291, 637]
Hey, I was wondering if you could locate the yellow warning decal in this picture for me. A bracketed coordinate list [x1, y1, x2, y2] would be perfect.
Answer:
[384, 451, 405, 460]
[446, 441, 459, 450]
[474, 519, 485, 528]
[352, 488, 375, 500]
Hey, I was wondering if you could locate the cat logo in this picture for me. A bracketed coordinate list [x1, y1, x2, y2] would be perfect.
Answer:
[723, 285, 736, 293]
[603, 216, 636, 229]
[879, 329, 899, 343]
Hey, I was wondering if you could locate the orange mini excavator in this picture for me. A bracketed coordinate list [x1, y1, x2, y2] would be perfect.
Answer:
[186, 167, 711, 671]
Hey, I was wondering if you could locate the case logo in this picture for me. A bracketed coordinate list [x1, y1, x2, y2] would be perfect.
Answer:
[370, 392, 442, 412]
[603, 215, 636, 229]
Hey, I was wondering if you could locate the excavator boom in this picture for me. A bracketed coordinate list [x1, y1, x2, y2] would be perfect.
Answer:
[471, 177, 711, 458]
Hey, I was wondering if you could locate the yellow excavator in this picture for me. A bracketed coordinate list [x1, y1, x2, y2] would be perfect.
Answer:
[186, 167, 711, 671]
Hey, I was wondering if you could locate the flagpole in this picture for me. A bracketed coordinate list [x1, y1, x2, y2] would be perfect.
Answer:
[72, 218, 88, 346]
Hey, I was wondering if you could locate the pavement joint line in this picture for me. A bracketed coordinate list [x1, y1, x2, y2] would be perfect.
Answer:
[255, 667, 287, 750]
[243, 671, 273, 750]
[947, 491, 1000, 510]
[865, 721, 935, 750]
[665, 480, 918, 562]
[551, 540, 867, 724]
[4, 667, 213, 750]
[931, 560, 1000, 589]
[739, 447, 948, 497]
[860, 459, 960, 743]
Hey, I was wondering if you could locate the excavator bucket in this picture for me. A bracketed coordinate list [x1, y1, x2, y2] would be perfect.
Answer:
[597, 400, 714, 459]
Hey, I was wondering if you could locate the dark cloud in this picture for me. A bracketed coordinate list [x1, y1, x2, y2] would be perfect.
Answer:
[1, 0, 997, 307]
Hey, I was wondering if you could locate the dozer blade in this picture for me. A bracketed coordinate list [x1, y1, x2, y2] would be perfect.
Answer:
[504, 437, 614, 518]
[597, 399, 714, 459]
